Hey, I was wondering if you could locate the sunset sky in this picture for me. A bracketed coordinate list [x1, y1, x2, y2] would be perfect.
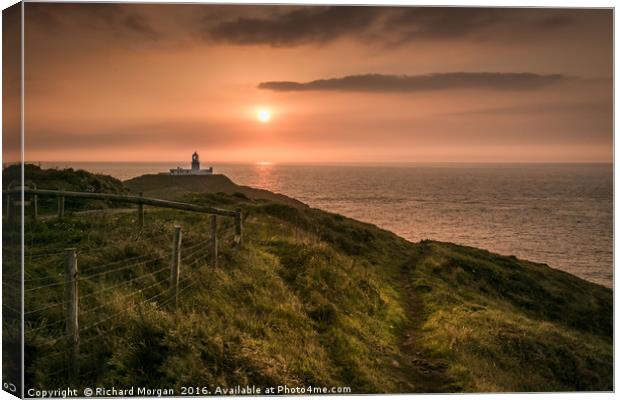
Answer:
[18, 4, 613, 163]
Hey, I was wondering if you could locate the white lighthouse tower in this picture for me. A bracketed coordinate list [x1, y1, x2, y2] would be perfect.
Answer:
[168, 152, 213, 175]
[191, 151, 201, 172]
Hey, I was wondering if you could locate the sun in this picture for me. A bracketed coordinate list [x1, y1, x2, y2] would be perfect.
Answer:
[257, 108, 271, 123]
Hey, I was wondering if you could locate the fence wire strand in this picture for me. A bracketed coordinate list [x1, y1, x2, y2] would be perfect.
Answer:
[19, 206, 238, 383]
[79, 254, 165, 281]
[79, 265, 169, 302]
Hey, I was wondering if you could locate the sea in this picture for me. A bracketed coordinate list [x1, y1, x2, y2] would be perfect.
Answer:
[39, 162, 613, 288]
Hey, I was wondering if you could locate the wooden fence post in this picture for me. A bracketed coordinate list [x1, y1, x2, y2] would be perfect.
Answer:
[58, 196, 65, 219]
[31, 193, 38, 221]
[6, 195, 12, 222]
[138, 192, 144, 228]
[30, 183, 39, 222]
[234, 209, 243, 245]
[64, 248, 79, 381]
[211, 215, 218, 267]
[169, 226, 182, 308]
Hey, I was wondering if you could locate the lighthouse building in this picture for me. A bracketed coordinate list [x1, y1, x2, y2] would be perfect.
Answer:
[168, 152, 213, 175]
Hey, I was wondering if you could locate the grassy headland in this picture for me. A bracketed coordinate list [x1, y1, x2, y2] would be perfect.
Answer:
[3, 164, 127, 214]
[9, 167, 613, 393]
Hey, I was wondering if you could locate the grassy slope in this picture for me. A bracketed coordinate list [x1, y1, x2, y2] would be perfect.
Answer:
[124, 174, 306, 208]
[13, 172, 613, 393]
[4, 164, 128, 214]
[5, 164, 126, 193]
[406, 241, 612, 392]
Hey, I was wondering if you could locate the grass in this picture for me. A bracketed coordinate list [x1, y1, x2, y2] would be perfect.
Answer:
[19, 202, 409, 393]
[3, 164, 127, 215]
[406, 241, 613, 392]
[4, 168, 613, 393]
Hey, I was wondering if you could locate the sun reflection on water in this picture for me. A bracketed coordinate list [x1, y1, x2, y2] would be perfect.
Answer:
[254, 161, 275, 189]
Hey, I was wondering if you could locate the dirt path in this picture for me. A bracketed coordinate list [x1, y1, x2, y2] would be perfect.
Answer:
[394, 252, 457, 393]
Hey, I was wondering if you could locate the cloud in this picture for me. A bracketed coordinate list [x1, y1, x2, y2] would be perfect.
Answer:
[381, 7, 503, 42]
[380, 8, 577, 43]
[201, 6, 594, 47]
[203, 6, 377, 46]
[24, 4, 610, 50]
[258, 72, 572, 93]
[26, 3, 161, 41]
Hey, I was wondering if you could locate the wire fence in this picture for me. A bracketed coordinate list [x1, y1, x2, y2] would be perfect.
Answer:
[12, 197, 241, 386]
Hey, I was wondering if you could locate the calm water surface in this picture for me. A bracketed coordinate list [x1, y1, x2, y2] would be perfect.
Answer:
[41, 162, 613, 287]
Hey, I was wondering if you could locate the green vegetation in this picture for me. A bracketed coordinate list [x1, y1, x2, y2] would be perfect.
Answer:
[4, 164, 126, 193]
[3, 164, 127, 214]
[7, 167, 613, 393]
[124, 173, 305, 207]
[406, 241, 612, 392]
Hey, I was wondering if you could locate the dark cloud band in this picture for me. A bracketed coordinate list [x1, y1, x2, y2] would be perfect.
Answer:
[258, 72, 571, 93]
[202, 6, 596, 47]
[204, 6, 377, 46]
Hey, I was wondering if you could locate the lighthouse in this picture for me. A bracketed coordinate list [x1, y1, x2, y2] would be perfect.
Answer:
[191, 151, 200, 171]
[166, 152, 214, 175]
